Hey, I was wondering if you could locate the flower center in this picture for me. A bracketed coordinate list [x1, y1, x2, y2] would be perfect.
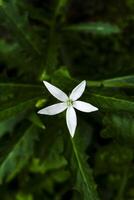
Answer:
[67, 99, 73, 107]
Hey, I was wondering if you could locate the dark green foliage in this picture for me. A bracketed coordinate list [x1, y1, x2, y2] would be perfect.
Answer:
[0, 125, 39, 183]
[68, 122, 99, 200]
[0, 0, 134, 199]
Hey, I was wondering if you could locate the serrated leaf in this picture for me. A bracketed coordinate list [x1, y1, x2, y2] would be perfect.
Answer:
[0, 125, 38, 183]
[64, 22, 120, 35]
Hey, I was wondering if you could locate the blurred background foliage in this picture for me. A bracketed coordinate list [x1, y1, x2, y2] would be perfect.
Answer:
[0, 0, 134, 199]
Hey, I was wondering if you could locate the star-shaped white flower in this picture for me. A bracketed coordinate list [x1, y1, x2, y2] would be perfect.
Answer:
[38, 80, 98, 137]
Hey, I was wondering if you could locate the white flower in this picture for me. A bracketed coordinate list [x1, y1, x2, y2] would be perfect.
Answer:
[38, 80, 98, 137]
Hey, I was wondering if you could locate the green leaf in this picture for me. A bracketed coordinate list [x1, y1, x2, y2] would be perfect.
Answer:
[40, 27, 60, 78]
[64, 22, 120, 35]
[0, 125, 38, 183]
[16, 193, 33, 200]
[102, 75, 134, 88]
[42, 33, 59, 76]
[95, 143, 132, 199]
[28, 130, 70, 196]
[90, 94, 134, 112]
[0, 0, 2, 6]
[0, 1, 41, 56]
[30, 135, 67, 174]
[0, 98, 38, 122]
[102, 113, 134, 143]
[0, 83, 43, 97]
[95, 143, 133, 174]
[0, 116, 22, 138]
[29, 113, 45, 130]
[87, 75, 134, 88]
[0, 0, 44, 79]
[0, 39, 17, 54]
[40, 0, 70, 78]
[52, 67, 73, 90]
[0, 83, 44, 121]
[65, 121, 99, 200]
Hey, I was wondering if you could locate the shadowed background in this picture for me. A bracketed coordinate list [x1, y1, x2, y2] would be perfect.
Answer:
[0, 0, 134, 199]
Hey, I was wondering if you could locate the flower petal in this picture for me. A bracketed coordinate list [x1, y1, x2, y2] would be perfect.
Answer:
[43, 81, 68, 101]
[38, 103, 67, 115]
[73, 101, 98, 113]
[69, 80, 86, 101]
[66, 106, 77, 137]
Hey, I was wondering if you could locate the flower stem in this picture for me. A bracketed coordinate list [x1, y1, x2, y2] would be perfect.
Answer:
[70, 136, 91, 193]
